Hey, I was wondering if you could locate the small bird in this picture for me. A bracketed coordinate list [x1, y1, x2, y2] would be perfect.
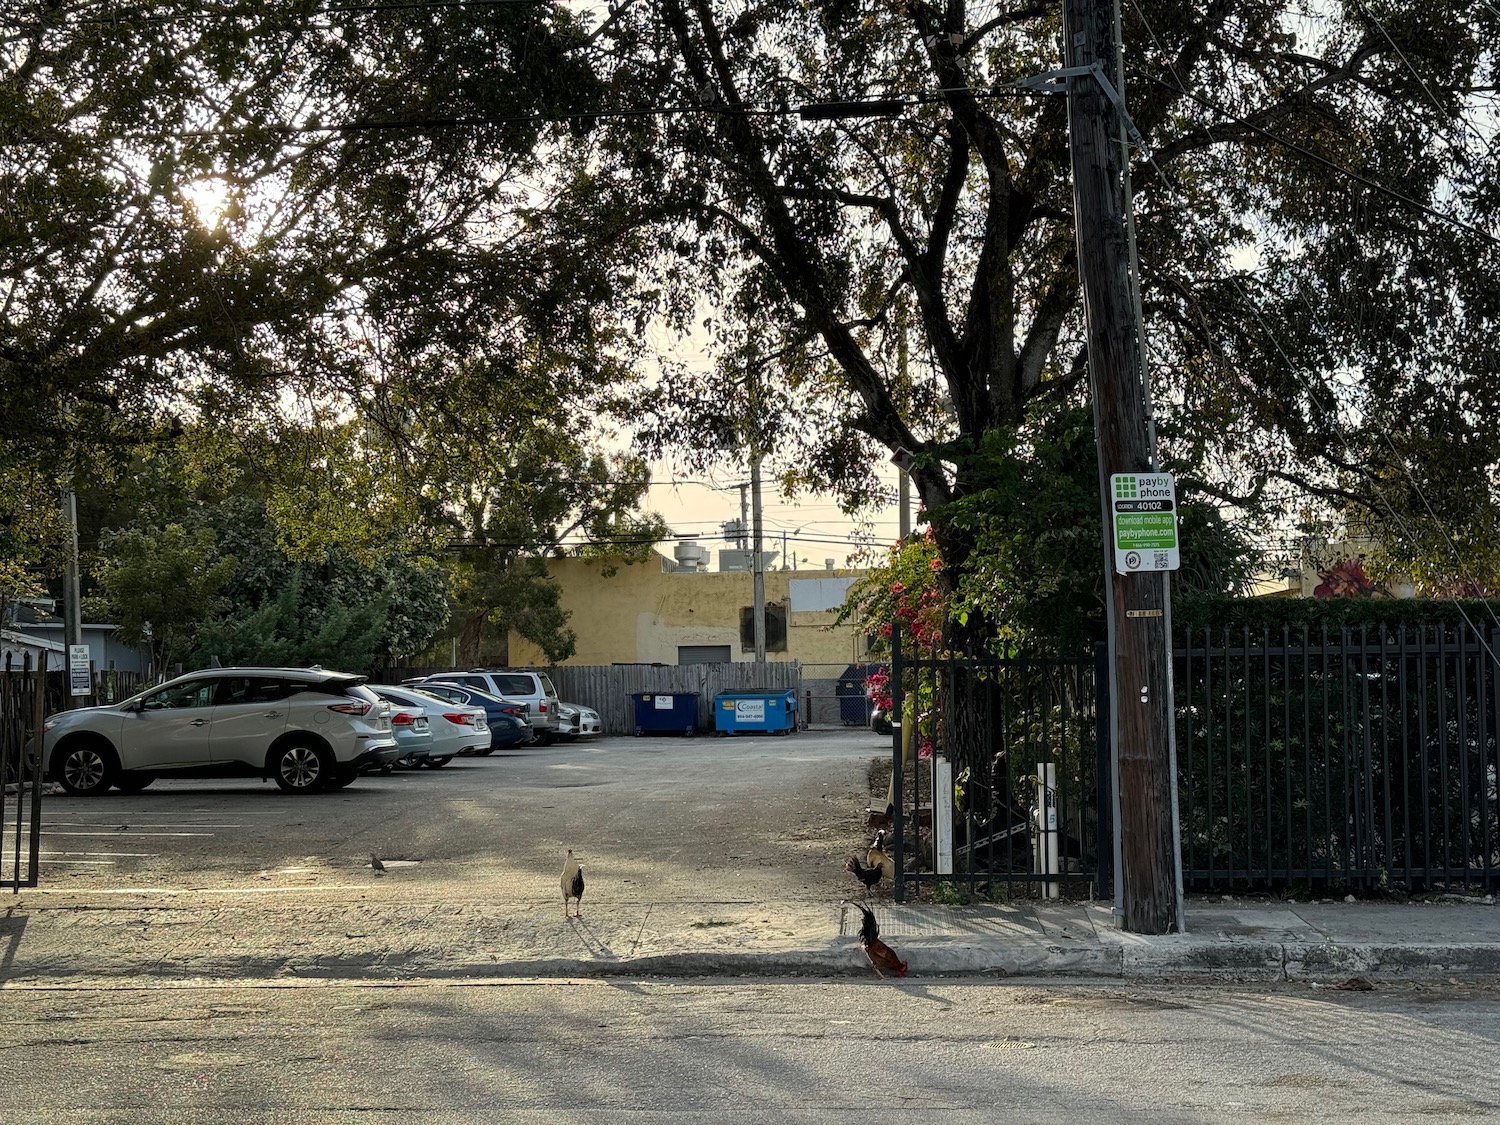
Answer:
[371, 854, 386, 875]
[844, 900, 908, 978]
[845, 855, 883, 893]
[561, 848, 585, 917]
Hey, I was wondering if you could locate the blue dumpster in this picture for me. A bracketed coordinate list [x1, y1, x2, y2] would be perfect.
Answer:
[631, 692, 699, 736]
[836, 664, 878, 727]
[714, 690, 797, 735]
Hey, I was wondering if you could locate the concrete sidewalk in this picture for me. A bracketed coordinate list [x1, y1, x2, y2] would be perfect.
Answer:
[4, 889, 1499, 986]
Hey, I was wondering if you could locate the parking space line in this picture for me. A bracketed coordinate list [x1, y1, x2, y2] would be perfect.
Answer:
[38, 851, 158, 857]
[18, 885, 378, 894]
[40, 831, 215, 838]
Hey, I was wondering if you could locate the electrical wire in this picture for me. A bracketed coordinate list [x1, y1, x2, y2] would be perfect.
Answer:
[1144, 77, 1500, 249]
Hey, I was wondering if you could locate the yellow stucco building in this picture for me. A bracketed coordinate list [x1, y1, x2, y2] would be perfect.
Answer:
[506, 551, 871, 670]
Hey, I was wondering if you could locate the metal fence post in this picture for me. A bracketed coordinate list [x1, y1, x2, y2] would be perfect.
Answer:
[1094, 641, 1113, 901]
[891, 621, 905, 903]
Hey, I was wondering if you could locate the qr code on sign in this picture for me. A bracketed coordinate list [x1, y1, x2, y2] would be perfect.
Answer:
[1154, 551, 1169, 569]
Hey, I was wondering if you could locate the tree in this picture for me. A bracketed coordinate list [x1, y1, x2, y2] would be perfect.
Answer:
[92, 524, 236, 672]
[554, 1, 1498, 642]
[2, 0, 641, 559]
[440, 437, 669, 665]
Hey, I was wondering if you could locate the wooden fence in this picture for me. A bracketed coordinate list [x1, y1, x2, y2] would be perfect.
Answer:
[383, 663, 804, 735]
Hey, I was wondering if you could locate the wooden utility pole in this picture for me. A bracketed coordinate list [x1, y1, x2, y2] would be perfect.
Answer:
[1064, 0, 1178, 933]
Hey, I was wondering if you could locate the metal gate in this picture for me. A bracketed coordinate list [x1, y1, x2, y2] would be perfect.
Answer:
[885, 626, 1110, 902]
[1, 654, 46, 891]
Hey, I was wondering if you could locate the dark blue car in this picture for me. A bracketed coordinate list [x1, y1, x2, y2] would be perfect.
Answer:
[411, 681, 535, 752]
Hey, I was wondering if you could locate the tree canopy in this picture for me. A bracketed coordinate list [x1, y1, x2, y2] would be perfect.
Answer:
[549, 0, 1499, 633]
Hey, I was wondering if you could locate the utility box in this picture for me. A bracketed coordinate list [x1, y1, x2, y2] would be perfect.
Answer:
[631, 692, 699, 737]
[713, 690, 797, 735]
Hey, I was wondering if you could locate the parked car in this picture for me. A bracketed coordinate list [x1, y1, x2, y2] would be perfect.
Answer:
[39, 667, 397, 795]
[371, 685, 489, 768]
[411, 681, 535, 751]
[557, 703, 602, 740]
[382, 700, 432, 770]
[413, 670, 562, 743]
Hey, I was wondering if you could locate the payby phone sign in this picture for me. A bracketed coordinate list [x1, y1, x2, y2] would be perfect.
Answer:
[1110, 473, 1179, 575]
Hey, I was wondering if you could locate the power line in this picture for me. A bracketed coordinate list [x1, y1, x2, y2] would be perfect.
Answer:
[75, 0, 560, 24]
[1145, 76, 1500, 248]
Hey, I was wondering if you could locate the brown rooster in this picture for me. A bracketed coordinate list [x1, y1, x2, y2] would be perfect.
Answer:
[844, 900, 908, 978]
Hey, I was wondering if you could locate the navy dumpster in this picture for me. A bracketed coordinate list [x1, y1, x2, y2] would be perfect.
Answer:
[714, 689, 797, 735]
[631, 692, 699, 736]
[836, 664, 877, 727]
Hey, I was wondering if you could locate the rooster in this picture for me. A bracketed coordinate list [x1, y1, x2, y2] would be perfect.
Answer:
[845, 855, 883, 895]
[866, 831, 895, 883]
[561, 848, 585, 918]
[844, 900, 908, 978]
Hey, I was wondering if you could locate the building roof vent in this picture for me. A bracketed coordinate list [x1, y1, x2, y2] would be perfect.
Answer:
[673, 541, 710, 572]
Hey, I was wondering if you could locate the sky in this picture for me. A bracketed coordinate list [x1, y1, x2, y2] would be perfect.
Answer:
[642, 462, 905, 572]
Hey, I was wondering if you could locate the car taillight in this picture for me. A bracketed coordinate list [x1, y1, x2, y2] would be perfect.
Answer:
[443, 712, 474, 726]
[390, 710, 417, 726]
[539, 702, 547, 713]
[328, 700, 372, 716]
[502, 705, 525, 718]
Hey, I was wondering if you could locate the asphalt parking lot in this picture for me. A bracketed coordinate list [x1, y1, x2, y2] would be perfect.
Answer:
[24, 729, 884, 905]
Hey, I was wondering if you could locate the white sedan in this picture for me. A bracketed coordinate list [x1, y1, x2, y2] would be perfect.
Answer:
[558, 703, 602, 739]
[372, 685, 489, 767]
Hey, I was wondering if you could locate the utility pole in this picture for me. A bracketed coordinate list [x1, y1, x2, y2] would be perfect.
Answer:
[1064, 0, 1178, 933]
[62, 484, 84, 710]
[751, 452, 766, 664]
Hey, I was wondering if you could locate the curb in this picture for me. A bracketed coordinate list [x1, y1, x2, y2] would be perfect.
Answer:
[7, 940, 1500, 986]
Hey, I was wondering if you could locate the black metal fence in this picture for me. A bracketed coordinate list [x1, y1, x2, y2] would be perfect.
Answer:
[1, 654, 47, 892]
[1177, 624, 1500, 892]
[887, 625, 1110, 902]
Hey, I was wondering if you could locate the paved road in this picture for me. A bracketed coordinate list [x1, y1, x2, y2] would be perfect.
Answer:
[23, 730, 883, 904]
[3, 977, 1498, 1123]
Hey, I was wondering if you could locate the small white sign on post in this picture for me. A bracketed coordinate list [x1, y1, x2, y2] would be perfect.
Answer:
[69, 644, 92, 697]
[933, 756, 954, 876]
[1110, 472, 1180, 575]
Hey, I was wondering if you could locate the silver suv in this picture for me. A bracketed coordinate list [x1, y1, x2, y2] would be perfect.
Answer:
[418, 669, 562, 743]
[42, 667, 397, 795]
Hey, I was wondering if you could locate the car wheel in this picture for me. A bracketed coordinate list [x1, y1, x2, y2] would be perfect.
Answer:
[55, 739, 116, 796]
[536, 732, 555, 746]
[425, 756, 452, 768]
[270, 740, 331, 793]
[113, 772, 156, 793]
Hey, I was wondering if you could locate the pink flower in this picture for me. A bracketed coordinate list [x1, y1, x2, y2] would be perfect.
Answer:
[929, 558, 942, 572]
[918, 738, 934, 759]
[890, 581, 906, 595]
